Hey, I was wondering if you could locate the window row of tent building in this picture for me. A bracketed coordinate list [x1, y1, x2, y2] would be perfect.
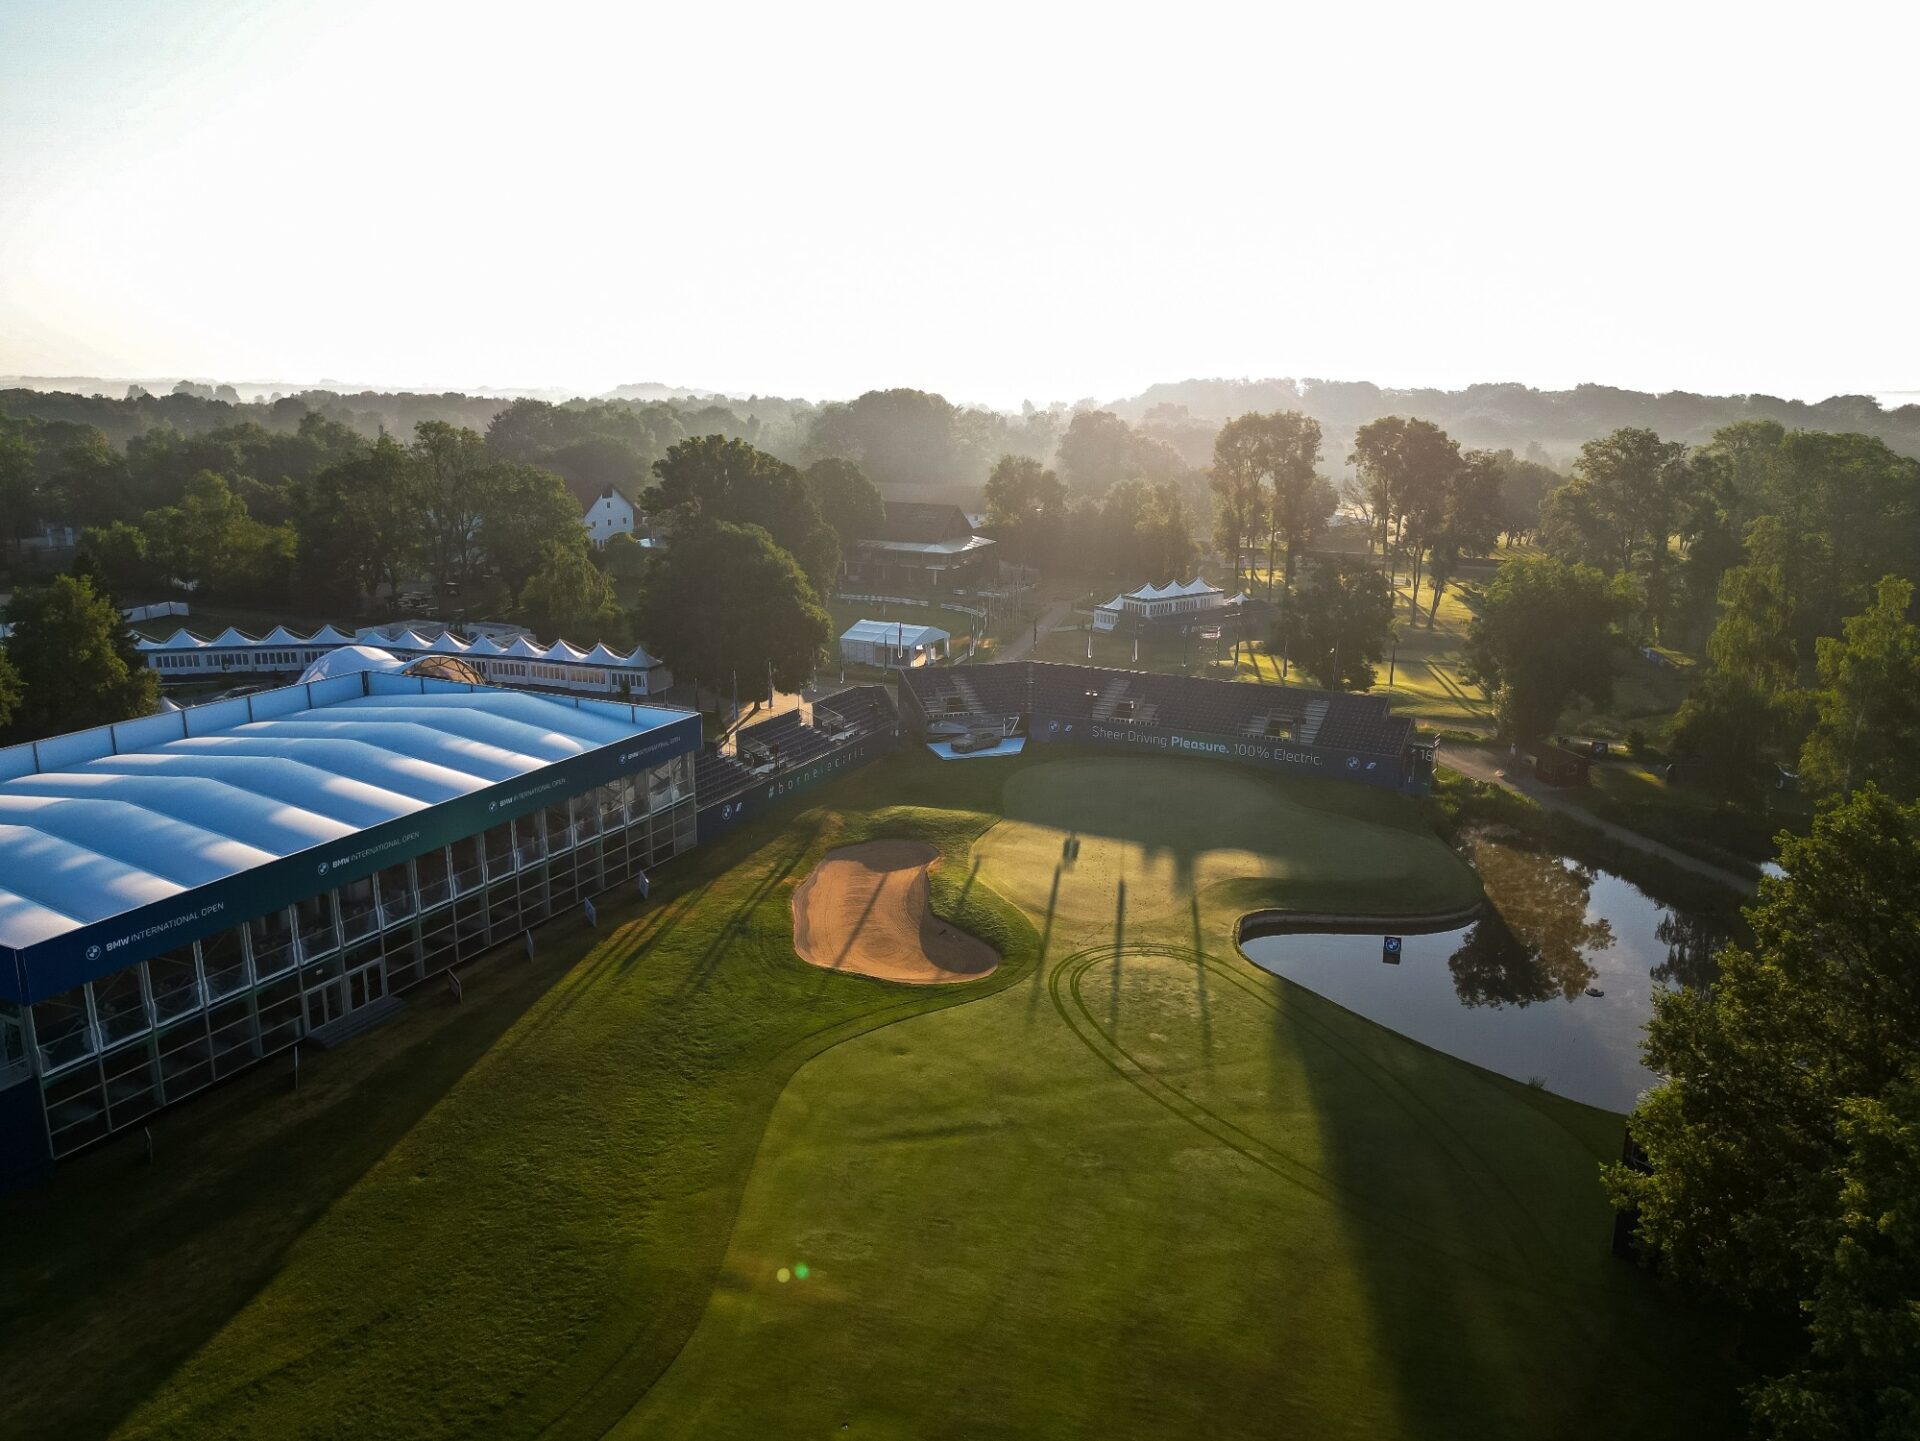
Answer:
[135, 621, 673, 697]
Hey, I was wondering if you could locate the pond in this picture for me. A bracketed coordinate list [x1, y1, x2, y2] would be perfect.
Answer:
[1239, 835, 1726, 1113]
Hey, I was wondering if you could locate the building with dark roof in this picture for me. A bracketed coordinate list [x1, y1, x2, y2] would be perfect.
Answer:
[0, 671, 701, 1185]
[846, 502, 996, 589]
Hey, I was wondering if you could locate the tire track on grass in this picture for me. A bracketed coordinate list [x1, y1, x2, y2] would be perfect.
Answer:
[1049, 941, 1606, 1302]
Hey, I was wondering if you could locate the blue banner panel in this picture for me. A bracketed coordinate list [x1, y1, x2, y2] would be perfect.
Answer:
[2, 713, 701, 1005]
[696, 727, 898, 844]
[1027, 714, 1404, 789]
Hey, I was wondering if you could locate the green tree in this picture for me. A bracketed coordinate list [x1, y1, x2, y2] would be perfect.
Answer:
[1422, 448, 1504, 625]
[1211, 410, 1332, 599]
[1056, 410, 1184, 495]
[0, 649, 19, 733]
[651, 435, 838, 593]
[2, 574, 158, 741]
[141, 470, 293, 602]
[75, 520, 154, 598]
[1544, 428, 1692, 636]
[1799, 576, 1920, 800]
[1208, 420, 1269, 593]
[1605, 790, 1920, 1440]
[518, 540, 627, 645]
[478, 463, 588, 605]
[801, 457, 884, 546]
[1668, 555, 1801, 803]
[601, 530, 653, 585]
[1348, 416, 1461, 618]
[1273, 555, 1394, 691]
[636, 518, 830, 696]
[1464, 555, 1618, 739]
[1747, 1071, 1920, 1441]
[983, 454, 1066, 571]
[411, 420, 491, 594]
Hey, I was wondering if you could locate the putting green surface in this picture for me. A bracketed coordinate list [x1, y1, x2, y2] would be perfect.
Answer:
[3, 750, 1740, 1441]
[976, 755, 1478, 932]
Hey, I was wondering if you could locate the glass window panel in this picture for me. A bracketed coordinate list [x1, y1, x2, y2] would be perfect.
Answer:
[482, 823, 515, 879]
[201, 927, 251, 1000]
[415, 847, 453, 910]
[147, 945, 204, 1024]
[103, 1039, 160, 1126]
[450, 836, 484, 895]
[513, 814, 546, 867]
[376, 861, 417, 926]
[649, 763, 673, 813]
[255, 977, 303, 1051]
[385, 925, 424, 990]
[572, 791, 601, 838]
[519, 864, 551, 925]
[44, 1066, 107, 1154]
[301, 953, 343, 990]
[32, 988, 95, 1071]
[487, 880, 522, 934]
[294, 893, 339, 960]
[575, 838, 605, 892]
[597, 782, 625, 830]
[247, 909, 297, 979]
[208, 997, 261, 1076]
[156, 1018, 212, 1102]
[343, 938, 382, 976]
[543, 801, 575, 853]
[453, 898, 490, 954]
[91, 968, 151, 1048]
[337, 874, 379, 942]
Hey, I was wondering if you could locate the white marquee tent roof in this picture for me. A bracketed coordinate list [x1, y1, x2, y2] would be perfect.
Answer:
[0, 685, 682, 953]
[840, 619, 950, 648]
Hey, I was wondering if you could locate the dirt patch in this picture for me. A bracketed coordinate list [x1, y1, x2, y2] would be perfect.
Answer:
[791, 839, 999, 984]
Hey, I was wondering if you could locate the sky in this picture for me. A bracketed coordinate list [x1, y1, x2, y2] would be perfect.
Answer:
[1, 0, 1915, 410]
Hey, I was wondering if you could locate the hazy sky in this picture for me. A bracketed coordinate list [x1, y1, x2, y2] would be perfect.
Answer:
[2, 0, 1914, 408]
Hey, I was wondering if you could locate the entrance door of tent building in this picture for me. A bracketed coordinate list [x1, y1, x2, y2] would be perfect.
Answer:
[303, 961, 387, 1035]
[346, 961, 386, 1013]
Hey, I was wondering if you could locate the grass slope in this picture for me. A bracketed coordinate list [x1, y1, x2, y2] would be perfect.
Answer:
[2, 749, 1741, 1440]
[614, 755, 1741, 1439]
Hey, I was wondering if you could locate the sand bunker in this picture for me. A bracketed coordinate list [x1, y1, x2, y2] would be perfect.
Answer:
[791, 839, 999, 984]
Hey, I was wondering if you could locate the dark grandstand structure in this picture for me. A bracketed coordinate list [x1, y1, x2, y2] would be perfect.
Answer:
[693, 686, 900, 842]
[899, 662, 1430, 791]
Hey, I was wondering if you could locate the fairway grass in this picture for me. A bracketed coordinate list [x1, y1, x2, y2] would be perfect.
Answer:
[3, 749, 1741, 1440]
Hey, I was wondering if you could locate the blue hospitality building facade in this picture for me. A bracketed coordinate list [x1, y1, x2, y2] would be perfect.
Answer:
[0, 671, 703, 1187]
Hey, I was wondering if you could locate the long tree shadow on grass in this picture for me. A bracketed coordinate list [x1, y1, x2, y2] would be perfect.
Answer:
[1273, 971, 1741, 1440]
[0, 934, 583, 1441]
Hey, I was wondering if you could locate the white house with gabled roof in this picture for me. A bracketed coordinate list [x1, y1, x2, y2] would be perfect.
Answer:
[582, 486, 636, 549]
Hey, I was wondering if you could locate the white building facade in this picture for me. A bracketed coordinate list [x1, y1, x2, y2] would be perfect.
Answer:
[582, 487, 636, 548]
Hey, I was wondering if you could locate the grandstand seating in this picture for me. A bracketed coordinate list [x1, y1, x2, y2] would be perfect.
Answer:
[900, 661, 1413, 768]
[694, 745, 755, 802]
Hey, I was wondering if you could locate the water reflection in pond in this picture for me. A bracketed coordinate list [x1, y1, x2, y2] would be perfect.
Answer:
[1240, 834, 1725, 1113]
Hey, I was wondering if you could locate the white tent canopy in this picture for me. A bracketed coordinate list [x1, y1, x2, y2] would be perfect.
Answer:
[839, 619, 951, 668]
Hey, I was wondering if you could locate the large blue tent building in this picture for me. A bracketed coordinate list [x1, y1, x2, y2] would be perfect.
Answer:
[0, 670, 701, 1186]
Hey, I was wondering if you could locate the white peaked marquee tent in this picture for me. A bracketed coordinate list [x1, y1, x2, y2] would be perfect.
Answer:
[135, 621, 672, 697]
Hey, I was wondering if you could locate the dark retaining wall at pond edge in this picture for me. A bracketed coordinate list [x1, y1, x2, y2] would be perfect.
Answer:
[1234, 903, 1486, 947]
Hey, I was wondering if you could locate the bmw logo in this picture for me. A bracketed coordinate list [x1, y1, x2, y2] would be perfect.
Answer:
[317, 860, 330, 875]
[85, 944, 102, 962]
[1346, 756, 1360, 770]
[488, 799, 497, 812]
